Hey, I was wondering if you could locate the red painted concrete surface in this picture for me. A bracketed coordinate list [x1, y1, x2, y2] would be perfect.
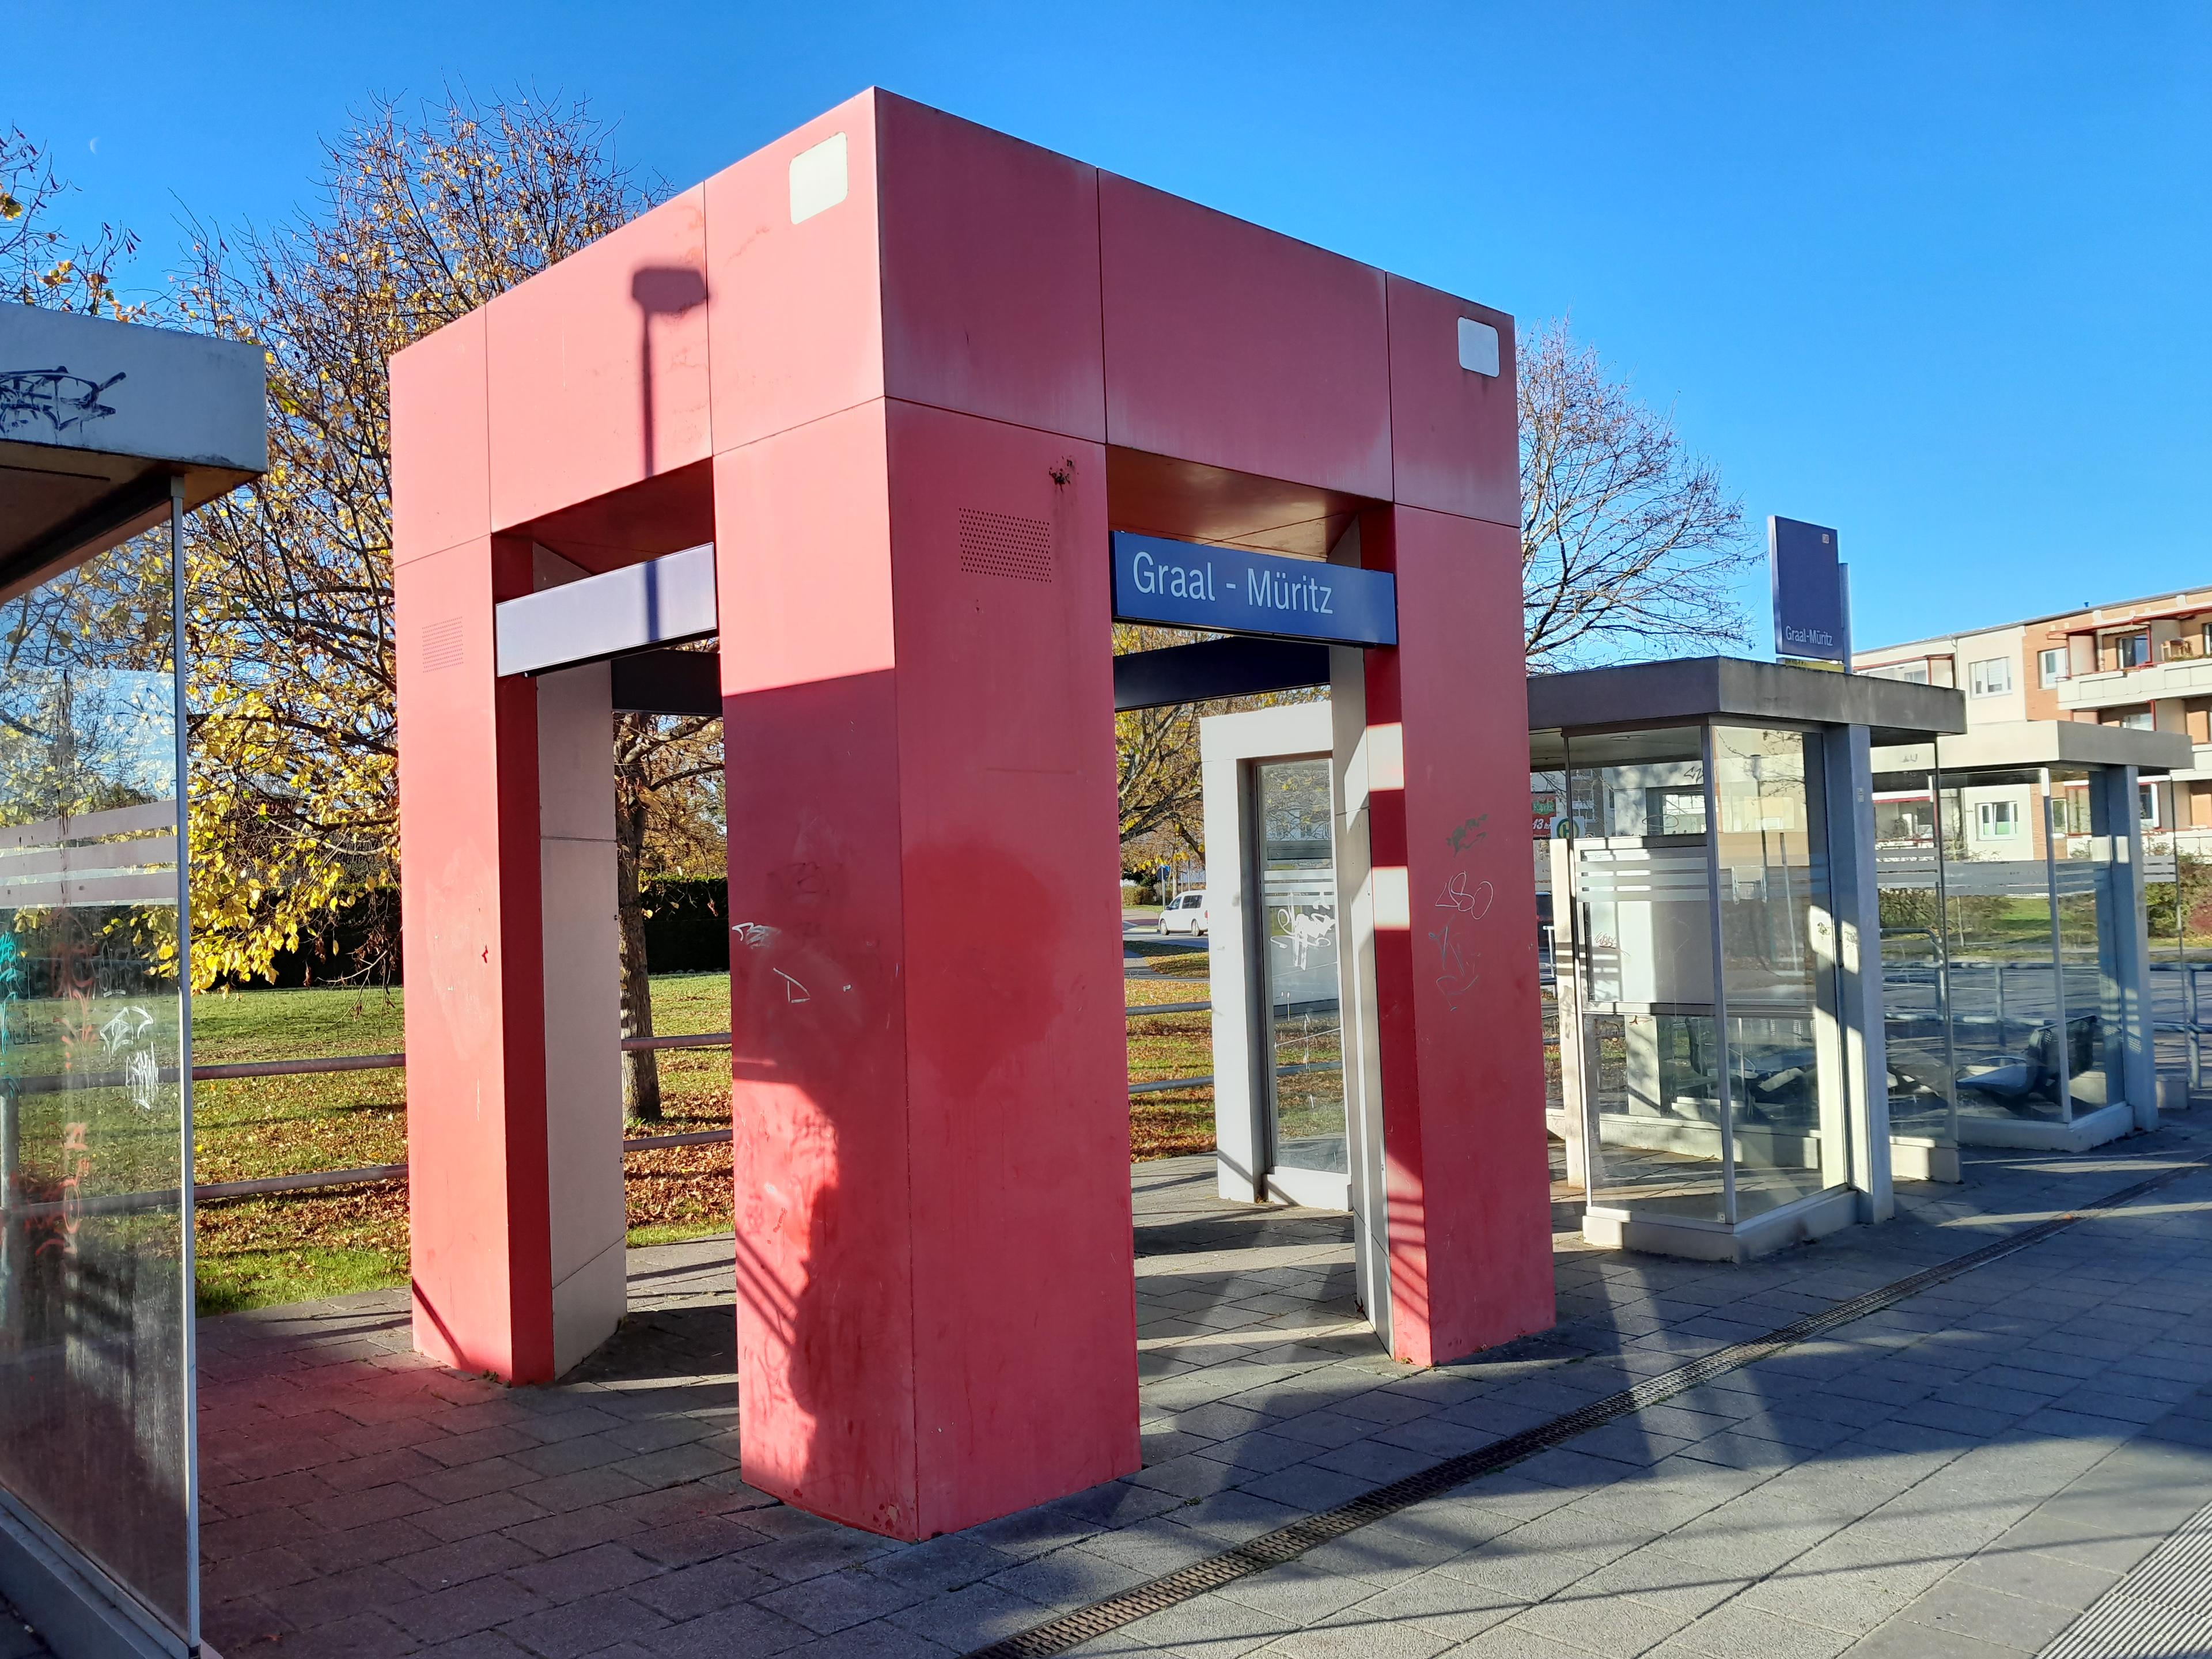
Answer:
[388, 531, 552, 1382]
[391, 86, 1553, 1540]
[1360, 506, 1557, 1365]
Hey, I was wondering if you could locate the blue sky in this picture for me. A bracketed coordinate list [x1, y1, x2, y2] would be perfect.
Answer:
[10, 2, 2207, 649]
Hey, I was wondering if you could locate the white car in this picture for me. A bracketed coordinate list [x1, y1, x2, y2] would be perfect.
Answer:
[1157, 891, 1209, 937]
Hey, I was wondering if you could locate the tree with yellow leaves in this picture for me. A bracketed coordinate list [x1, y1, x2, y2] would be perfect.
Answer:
[173, 92, 687, 990]
[1, 125, 139, 315]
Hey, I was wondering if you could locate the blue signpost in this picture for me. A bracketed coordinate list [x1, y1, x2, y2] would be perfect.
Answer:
[1111, 532, 1397, 646]
[1769, 516, 1849, 666]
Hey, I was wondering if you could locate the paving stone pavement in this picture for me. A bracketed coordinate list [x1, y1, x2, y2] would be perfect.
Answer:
[71, 1123, 2212, 1657]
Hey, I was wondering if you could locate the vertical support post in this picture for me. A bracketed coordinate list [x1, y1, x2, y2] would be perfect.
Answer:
[1203, 737, 1264, 1205]
[715, 403, 1135, 1539]
[1930, 770, 1959, 1147]
[1549, 835, 1589, 1192]
[1825, 725, 1890, 1221]
[169, 478, 200, 1652]
[1330, 632, 1392, 1349]
[1354, 503, 1553, 1364]
[2092, 764, 2158, 1128]
[1702, 722, 1737, 1227]
[532, 647, 625, 1375]
[397, 534, 558, 1383]
[2189, 964, 2202, 1097]
[2044, 785, 2073, 1124]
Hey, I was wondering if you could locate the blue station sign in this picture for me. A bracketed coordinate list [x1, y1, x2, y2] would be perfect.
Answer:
[1109, 532, 1397, 647]
[1769, 516, 1847, 664]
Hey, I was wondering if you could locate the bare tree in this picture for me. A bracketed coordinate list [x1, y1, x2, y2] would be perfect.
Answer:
[0, 126, 140, 314]
[1520, 317, 1755, 667]
[1112, 320, 1752, 859]
[1112, 624, 1323, 869]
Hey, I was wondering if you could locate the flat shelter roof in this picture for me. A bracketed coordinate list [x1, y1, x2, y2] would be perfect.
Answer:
[1872, 718, 2193, 781]
[1527, 656, 1967, 754]
[0, 304, 266, 601]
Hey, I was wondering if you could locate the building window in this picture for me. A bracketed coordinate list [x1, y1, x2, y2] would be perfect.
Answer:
[2141, 782, 2161, 828]
[2038, 647, 2069, 687]
[1976, 800, 2018, 839]
[2103, 631, 2152, 671]
[1968, 657, 2013, 697]
[2108, 706, 2156, 730]
[1874, 798, 1934, 845]
[1865, 662, 1929, 685]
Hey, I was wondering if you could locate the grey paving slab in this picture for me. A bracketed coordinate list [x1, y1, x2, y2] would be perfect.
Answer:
[14, 1128, 2212, 1659]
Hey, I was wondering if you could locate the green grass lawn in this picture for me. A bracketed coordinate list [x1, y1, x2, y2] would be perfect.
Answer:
[191, 972, 738, 1315]
[192, 953, 1226, 1315]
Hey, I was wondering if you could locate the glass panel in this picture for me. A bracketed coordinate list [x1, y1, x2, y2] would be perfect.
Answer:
[1541, 989, 1561, 1116]
[1584, 1012, 1726, 1222]
[1566, 728, 1724, 1221]
[2055, 853, 2109, 1115]
[1877, 836, 1957, 1146]
[1255, 760, 1344, 1174]
[1566, 726, 1705, 840]
[1575, 846, 1713, 1008]
[1726, 1014, 1824, 1213]
[1712, 726, 1835, 1219]
[1943, 786, 2068, 1125]
[0, 541, 191, 1637]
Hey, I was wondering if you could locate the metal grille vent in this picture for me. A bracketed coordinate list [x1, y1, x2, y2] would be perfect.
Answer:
[958, 510, 1052, 582]
[2043, 1495, 2212, 1658]
[420, 618, 464, 673]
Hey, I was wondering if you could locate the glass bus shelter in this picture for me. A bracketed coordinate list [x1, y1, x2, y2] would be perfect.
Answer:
[1204, 659, 1963, 1267]
[1536, 660, 1962, 1260]
[0, 305, 264, 1659]
[1870, 722, 2182, 1159]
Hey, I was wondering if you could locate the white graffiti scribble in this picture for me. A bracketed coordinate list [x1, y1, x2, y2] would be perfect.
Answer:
[730, 921, 779, 950]
[772, 967, 810, 1004]
[99, 1006, 154, 1056]
[1272, 908, 1338, 971]
[1434, 871, 1494, 920]
[124, 1047, 161, 1115]
[1429, 921, 1479, 1012]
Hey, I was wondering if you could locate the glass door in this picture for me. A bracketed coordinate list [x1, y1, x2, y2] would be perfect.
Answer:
[1252, 758, 1347, 1205]
[0, 529, 195, 1653]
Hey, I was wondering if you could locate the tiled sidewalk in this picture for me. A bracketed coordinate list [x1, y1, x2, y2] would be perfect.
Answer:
[162, 1123, 2212, 1656]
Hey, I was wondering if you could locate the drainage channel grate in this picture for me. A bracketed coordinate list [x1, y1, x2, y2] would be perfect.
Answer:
[2042, 1494, 2212, 1659]
[966, 1161, 2207, 1659]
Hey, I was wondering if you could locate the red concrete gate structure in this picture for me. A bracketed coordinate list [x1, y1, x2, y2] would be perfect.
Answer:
[390, 90, 1555, 1542]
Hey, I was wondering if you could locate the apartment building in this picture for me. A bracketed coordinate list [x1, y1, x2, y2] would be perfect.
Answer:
[1857, 585, 2212, 854]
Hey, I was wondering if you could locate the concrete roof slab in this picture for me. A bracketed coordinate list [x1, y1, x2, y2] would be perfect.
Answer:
[1, 304, 264, 597]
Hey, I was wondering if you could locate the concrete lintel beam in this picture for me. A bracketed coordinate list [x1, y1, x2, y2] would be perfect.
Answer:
[494, 544, 717, 676]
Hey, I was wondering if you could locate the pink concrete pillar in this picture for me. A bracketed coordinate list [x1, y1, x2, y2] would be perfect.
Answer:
[714, 396, 1136, 1539]
[392, 338, 628, 1385]
[393, 530, 558, 1380]
[1358, 503, 1558, 1365]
